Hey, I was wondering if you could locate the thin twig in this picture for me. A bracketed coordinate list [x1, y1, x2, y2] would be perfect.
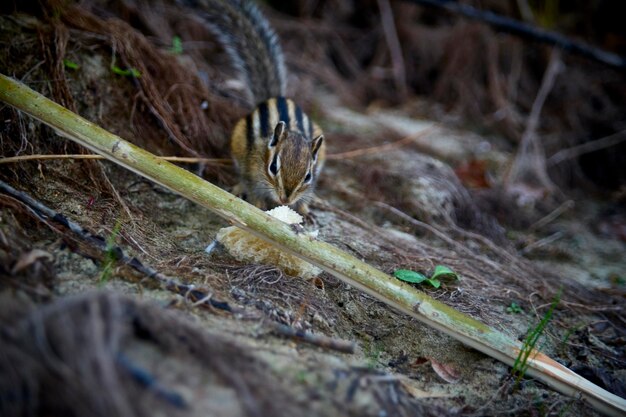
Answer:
[446, 223, 523, 267]
[311, 197, 430, 267]
[326, 127, 433, 160]
[525, 49, 563, 139]
[467, 376, 513, 416]
[561, 301, 624, 313]
[265, 320, 355, 354]
[376, 0, 407, 97]
[97, 164, 135, 221]
[520, 231, 564, 255]
[373, 200, 507, 274]
[548, 129, 626, 166]
[0, 153, 232, 165]
[529, 200, 575, 231]
[505, 48, 562, 191]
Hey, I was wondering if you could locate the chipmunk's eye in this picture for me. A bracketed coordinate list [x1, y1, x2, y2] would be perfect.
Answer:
[269, 154, 279, 177]
[304, 172, 312, 183]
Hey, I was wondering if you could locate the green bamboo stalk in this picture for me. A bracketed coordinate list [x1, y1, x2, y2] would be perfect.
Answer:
[1, 73, 624, 416]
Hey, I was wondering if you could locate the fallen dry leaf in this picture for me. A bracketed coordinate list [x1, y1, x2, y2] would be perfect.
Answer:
[454, 159, 490, 189]
[12, 249, 54, 274]
[429, 358, 461, 384]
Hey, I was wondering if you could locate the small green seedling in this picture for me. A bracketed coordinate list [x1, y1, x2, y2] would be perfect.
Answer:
[111, 65, 141, 78]
[506, 302, 523, 314]
[431, 265, 458, 281]
[170, 36, 183, 55]
[63, 59, 79, 70]
[99, 220, 122, 284]
[394, 265, 459, 289]
[365, 342, 382, 370]
[511, 289, 561, 386]
[609, 274, 625, 286]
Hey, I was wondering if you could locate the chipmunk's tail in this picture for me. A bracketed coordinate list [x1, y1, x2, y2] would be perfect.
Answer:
[179, 0, 286, 105]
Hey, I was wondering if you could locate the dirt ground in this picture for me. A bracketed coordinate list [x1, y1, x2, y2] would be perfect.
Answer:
[1, 1, 625, 416]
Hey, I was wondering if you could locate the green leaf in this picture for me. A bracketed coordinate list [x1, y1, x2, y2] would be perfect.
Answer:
[394, 270, 442, 288]
[394, 269, 427, 283]
[111, 65, 127, 76]
[506, 302, 523, 314]
[431, 265, 459, 281]
[426, 278, 441, 288]
[63, 59, 79, 70]
[111, 65, 141, 78]
[170, 36, 183, 54]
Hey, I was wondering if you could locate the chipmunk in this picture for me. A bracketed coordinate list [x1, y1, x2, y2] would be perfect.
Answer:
[181, 0, 325, 215]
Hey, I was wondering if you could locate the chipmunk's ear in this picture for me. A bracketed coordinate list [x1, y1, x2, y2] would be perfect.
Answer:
[311, 134, 324, 161]
[269, 121, 286, 148]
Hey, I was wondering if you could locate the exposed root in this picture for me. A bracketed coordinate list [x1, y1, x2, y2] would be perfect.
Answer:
[505, 48, 563, 198]
[228, 264, 337, 331]
[0, 292, 300, 417]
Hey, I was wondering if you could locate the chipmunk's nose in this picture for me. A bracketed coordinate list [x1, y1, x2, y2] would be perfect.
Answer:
[279, 189, 293, 205]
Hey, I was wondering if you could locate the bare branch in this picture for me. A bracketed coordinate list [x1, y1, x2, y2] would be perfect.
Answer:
[403, 0, 626, 69]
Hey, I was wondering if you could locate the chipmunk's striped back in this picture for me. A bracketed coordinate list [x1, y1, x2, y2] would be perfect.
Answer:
[231, 96, 324, 167]
[241, 97, 321, 149]
[180, 0, 286, 105]
[182, 0, 326, 214]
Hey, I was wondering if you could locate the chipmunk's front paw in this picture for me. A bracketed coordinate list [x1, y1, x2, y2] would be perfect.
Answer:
[302, 210, 319, 227]
[289, 223, 306, 234]
[293, 202, 316, 224]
